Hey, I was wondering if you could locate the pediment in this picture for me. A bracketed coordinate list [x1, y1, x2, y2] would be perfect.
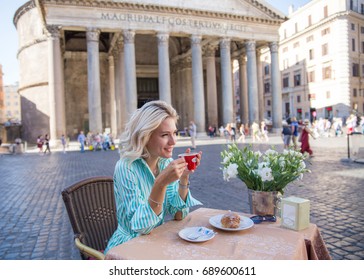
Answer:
[111, 0, 286, 20]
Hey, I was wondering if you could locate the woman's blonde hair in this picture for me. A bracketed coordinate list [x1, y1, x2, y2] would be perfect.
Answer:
[119, 100, 179, 162]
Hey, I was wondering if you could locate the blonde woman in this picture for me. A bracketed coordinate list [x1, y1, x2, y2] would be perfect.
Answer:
[105, 100, 202, 254]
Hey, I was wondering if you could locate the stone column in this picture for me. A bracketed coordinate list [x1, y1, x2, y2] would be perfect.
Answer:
[123, 30, 137, 117]
[257, 50, 264, 122]
[114, 37, 127, 136]
[205, 43, 218, 128]
[270, 41, 282, 130]
[191, 35, 206, 135]
[157, 32, 171, 104]
[231, 60, 236, 122]
[238, 55, 249, 125]
[108, 54, 117, 138]
[176, 57, 193, 129]
[220, 38, 234, 126]
[246, 40, 259, 124]
[46, 25, 66, 146]
[86, 28, 102, 133]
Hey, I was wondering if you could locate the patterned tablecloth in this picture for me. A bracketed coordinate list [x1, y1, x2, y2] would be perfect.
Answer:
[105, 207, 331, 260]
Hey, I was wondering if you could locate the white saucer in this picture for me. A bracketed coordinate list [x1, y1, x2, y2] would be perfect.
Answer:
[178, 226, 215, 243]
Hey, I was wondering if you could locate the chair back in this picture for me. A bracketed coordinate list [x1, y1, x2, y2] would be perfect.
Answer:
[62, 176, 117, 259]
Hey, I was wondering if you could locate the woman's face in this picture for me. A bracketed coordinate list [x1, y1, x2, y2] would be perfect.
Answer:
[146, 117, 177, 159]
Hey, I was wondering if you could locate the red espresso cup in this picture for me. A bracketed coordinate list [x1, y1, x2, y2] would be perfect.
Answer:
[178, 153, 198, 171]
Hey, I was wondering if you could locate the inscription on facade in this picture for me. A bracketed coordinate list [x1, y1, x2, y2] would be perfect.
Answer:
[100, 13, 247, 32]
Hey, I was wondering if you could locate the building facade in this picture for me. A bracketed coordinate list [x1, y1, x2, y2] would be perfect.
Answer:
[262, 0, 364, 122]
[14, 0, 285, 143]
[0, 65, 4, 124]
[3, 83, 21, 123]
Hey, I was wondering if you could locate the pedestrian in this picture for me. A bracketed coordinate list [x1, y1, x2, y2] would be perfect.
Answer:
[77, 130, 86, 153]
[300, 119, 315, 157]
[237, 124, 245, 143]
[104, 100, 202, 254]
[37, 135, 43, 154]
[291, 117, 299, 150]
[251, 121, 261, 143]
[282, 120, 292, 149]
[43, 134, 51, 154]
[61, 134, 67, 153]
[224, 123, 232, 143]
[230, 124, 236, 143]
[14, 138, 22, 154]
[260, 121, 269, 142]
[219, 125, 225, 138]
[189, 120, 197, 150]
[208, 125, 214, 138]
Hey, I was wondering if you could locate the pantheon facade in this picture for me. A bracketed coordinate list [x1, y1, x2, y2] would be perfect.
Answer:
[15, 0, 285, 143]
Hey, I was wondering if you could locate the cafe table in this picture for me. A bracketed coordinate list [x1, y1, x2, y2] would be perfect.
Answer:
[105, 207, 331, 260]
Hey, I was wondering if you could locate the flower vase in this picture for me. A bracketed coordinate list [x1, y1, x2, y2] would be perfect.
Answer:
[248, 190, 281, 216]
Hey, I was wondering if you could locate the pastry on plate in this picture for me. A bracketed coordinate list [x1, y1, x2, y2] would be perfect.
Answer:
[221, 211, 241, 228]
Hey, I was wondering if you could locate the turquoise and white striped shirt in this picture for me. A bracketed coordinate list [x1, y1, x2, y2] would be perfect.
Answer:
[104, 157, 202, 253]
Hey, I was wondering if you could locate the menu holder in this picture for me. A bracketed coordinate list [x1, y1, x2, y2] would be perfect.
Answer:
[281, 196, 310, 231]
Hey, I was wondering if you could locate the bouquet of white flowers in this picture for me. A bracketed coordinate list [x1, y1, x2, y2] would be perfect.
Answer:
[221, 144, 310, 194]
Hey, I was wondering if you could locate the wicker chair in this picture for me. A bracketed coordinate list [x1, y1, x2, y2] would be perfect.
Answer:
[62, 176, 117, 260]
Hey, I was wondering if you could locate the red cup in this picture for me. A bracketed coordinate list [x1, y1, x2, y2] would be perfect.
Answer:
[178, 153, 198, 171]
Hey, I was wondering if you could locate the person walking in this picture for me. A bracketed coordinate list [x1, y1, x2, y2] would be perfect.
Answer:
[300, 119, 315, 157]
[251, 121, 261, 143]
[219, 125, 225, 138]
[189, 120, 197, 150]
[61, 134, 67, 153]
[77, 131, 86, 153]
[237, 124, 245, 143]
[231, 125, 237, 142]
[291, 117, 299, 150]
[282, 120, 292, 149]
[37, 135, 43, 154]
[260, 121, 269, 142]
[43, 134, 51, 154]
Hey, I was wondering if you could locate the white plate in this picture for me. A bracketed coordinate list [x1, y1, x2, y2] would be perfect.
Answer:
[209, 214, 254, 231]
[178, 227, 215, 243]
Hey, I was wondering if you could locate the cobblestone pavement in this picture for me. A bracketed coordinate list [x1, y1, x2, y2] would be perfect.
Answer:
[0, 135, 363, 260]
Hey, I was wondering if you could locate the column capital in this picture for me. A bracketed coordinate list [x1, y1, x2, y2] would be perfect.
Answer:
[269, 41, 279, 53]
[45, 25, 61, 38]
[181, 56, 192, 68]
[191, 35, 202, 45]
[123, 30, 135, 44]
[115, 37, 124, 51]
[86, 28, 100, 42]
[204, 43, 218, 57]
[245, 40, 256, 52]
[219, 38, 231, 50]
[238, 55, 246, 66]
[157, 32, 169, 45]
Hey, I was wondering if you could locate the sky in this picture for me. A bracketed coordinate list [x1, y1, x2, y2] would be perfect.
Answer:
[0, 0, 311, 86]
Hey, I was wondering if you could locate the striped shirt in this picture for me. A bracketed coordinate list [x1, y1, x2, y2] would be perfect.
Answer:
[104, 157, 202, 253]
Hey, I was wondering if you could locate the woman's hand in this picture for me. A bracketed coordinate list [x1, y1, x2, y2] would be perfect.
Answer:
[180, 148, 202, 180]
[156, 157, 188, 187]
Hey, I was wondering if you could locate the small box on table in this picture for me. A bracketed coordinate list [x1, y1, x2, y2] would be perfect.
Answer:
[281, 196, 310, 231]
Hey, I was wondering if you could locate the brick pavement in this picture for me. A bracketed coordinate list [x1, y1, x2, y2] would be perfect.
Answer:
[0, 135, 363, 260]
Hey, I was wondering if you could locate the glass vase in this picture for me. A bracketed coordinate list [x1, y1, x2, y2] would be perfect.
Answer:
[248, 189, 281, 216]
